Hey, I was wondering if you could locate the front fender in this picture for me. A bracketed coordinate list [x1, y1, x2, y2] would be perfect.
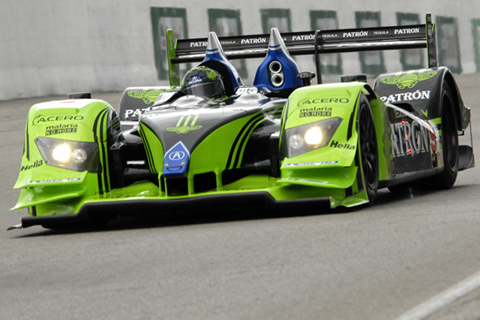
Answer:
[280, 82, 369, 188]
[12, 98, 120, 215]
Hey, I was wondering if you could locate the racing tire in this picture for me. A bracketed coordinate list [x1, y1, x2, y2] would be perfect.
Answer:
[428, 83, 459, 189]
[358, 95, 379, 204]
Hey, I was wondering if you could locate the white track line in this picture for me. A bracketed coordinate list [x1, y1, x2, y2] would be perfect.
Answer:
[395, 270, 480, 320]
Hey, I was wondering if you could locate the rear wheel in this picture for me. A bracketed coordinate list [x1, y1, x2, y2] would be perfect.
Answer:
[428, 83, 459, 189]
[358, 96, 379, 204]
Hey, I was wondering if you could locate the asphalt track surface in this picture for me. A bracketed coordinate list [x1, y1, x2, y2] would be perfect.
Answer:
[1, 74, 480, 320]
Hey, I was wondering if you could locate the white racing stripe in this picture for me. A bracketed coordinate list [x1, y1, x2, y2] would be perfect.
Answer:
[395, 270, 480, 320]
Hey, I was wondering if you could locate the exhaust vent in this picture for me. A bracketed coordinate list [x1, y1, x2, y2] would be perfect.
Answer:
[269, 61, 284, 88]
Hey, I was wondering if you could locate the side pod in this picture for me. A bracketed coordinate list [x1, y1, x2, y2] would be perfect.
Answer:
[374, 67, 474, 171]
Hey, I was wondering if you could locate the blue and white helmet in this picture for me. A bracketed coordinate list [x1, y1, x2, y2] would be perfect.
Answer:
[181, 67, 226, 99]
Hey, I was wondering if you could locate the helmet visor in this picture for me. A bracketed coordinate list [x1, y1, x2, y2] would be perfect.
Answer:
[184, 80, 224, 99]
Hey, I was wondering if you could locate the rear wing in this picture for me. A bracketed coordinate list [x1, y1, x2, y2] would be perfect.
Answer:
[166, 13, 436, 85]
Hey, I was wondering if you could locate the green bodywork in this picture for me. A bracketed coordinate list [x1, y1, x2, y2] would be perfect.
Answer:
[279, 82, 388, 206]
[12, 82, 385, 219]
[13, 99, 118, 216]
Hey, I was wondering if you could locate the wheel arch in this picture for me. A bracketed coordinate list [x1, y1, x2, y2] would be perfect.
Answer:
[373, 67, 468, 126]
[441, 68, 467, 131]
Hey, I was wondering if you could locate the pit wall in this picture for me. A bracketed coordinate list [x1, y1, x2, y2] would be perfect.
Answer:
[1, 0, 479, 100]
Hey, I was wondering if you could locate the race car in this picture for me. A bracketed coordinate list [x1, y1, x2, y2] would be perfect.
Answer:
[9, 13, 474, 229]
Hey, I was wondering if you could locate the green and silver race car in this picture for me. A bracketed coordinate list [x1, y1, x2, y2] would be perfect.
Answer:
[10, 14, 474, 229]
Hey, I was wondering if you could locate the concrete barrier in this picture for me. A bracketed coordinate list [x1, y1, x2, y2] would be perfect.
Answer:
[1, 0, 479, 100]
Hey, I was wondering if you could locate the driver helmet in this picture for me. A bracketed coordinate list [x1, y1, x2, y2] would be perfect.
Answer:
[181, 67, 225, 99]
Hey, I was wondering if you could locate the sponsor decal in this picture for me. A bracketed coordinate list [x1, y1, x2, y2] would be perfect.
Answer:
[374, 30, 390, 35]
[330, 140, 355, 150]
[292, 34, 315, 41]
[393, 110, 407, 119]
[167, 115, 202, 134]
[282, 178, 329, 184]
[20, 160, 43, 171]
[45, 123, 78, 136]
[190, 41, 208, 47]
[394, 27, 421, 35]
[219, 40, 236, 46]
[124, 107, 154, 119]
[283, 161, 339, 167]
[299, 106, 332, 118]
[241, 37, 267, 45]
[168, 151, 186, 161]
[236, 87, 258, 95]
[127, 88, 164, 104]
[25, 178, 82, 185]
[390, 119, 432, 157]
[380, 90, 431, 103]
[299, 98, 349, 106]
[33, 115, 84, 126]
[163, 141, 190, 176]
[379, 71, 437, 89]
[322, 33, 338, 39]
[187, 75, 203, 85]
[343, 31, 369, 38]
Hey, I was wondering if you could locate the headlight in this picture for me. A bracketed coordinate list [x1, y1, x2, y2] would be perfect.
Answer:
[36, 137, 100, 172]
[284, 118, 342, 157]
[72, 148, 88, 164]
[52, 144, 72, 162]
[304, 127, 323, 146]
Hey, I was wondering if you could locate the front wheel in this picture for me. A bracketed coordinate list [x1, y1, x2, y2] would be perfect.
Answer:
[358, 96, 379, 204]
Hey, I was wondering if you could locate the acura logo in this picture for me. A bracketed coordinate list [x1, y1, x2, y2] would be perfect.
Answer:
[169, 151, 185, 161]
